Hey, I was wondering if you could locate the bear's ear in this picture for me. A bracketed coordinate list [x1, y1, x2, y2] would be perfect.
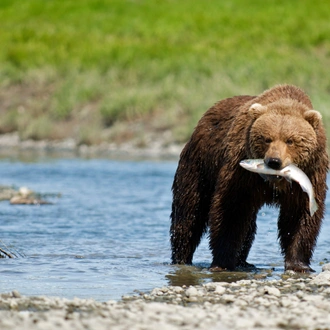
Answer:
[248, 103, 267, 119]
[304, 110, 322, 129]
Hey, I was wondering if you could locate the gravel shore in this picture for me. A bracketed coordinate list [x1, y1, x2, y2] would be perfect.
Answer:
[2, 265, 330, 330]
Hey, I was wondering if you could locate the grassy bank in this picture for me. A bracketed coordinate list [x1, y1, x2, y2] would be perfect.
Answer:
[1, 0, 330, 146]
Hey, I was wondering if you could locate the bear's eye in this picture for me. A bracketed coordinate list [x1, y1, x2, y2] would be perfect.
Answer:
[286, 139, 293, 146]
[264, 137, 272, 144]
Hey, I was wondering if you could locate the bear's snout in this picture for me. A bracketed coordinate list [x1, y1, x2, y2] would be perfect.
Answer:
[265, 157, 282, 170]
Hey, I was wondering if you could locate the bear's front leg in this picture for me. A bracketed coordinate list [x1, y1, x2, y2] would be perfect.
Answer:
[208, 189, 260, 271]
[278, 205, 323, 273]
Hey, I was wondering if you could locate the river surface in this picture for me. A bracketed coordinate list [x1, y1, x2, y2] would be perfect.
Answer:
[0, 157, 329, 301]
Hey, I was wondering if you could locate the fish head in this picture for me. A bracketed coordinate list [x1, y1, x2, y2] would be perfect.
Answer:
[239, 159, 264, 169]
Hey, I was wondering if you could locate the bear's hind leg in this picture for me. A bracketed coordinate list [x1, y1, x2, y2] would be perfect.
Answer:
[170, 180, 210, 264]
[170, 214, 207, 265]
[170, 154, 213, 265]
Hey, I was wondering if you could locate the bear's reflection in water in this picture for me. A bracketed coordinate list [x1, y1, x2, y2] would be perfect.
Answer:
[166, 264, 279, 287]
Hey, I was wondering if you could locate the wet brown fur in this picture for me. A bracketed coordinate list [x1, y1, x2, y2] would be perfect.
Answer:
[170, 84, 328, 272]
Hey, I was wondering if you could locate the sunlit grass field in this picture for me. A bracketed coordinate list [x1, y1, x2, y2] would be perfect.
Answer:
[1, 0, 330, 145]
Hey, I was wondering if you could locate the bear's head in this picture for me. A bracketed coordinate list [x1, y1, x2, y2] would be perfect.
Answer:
[248, 100, 321, 170]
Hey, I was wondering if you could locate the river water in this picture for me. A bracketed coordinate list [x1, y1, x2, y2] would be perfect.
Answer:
[0, 157, 329, 301]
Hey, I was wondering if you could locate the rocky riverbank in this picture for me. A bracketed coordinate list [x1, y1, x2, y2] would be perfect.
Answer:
[1, 266, 330, 330]
[0, 132, 183, 160]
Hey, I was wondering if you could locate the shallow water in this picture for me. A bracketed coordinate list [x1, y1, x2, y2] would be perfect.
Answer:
[0, 158, 329, 301]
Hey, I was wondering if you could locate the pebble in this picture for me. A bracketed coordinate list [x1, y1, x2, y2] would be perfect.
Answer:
[310, 270, 330, 285]
[2, 264, 330, 329]
[214, 285, 226, 295]
[185, 286, 198, 297]
[261, 286, 281, 296]
[322, 264, 330, 272]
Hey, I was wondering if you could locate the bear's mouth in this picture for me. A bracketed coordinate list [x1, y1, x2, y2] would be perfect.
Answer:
[259, 174, 284, 183]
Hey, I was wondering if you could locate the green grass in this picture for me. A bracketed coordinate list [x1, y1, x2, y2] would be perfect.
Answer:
[1, 0, 330, 144]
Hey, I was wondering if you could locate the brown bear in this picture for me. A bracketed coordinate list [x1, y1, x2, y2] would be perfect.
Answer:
[170, 84, 328, 272]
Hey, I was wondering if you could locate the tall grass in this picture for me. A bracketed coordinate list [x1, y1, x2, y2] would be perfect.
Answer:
[1, 0, 330, 144]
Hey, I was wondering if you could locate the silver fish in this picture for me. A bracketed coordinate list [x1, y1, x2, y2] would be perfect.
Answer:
[239, 159, 318, 216]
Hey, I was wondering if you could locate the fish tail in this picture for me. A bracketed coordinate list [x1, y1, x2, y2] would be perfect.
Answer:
[310, 198, 318, 217]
